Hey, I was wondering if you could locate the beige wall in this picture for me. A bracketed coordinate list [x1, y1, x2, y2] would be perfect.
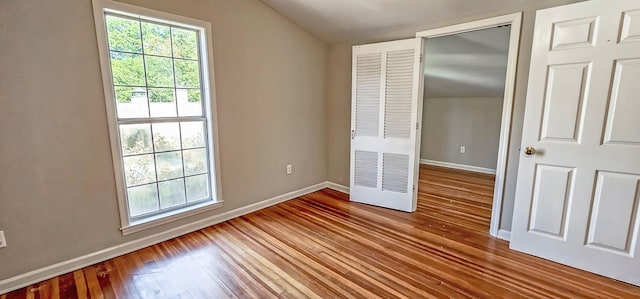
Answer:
[0, 0, 327, 280]
[325, 0, 585, 231]
[421, 97, 503, 170]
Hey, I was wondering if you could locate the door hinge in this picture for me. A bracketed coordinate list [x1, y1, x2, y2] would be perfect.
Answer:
[416, 122, 420, 130]
[420, 54, 423, 62]
[351, 130, 355, 139]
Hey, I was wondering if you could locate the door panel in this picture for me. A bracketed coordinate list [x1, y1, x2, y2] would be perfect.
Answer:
[354, 150, 378, 188]
[551, 17, 598, 50]
[603, 59, 640, 144]
[384, 49, 415, 139]
[350, 38, 424, 213]
[529, 165, 574, 239]
[540, 63, 590, 142]
[382, 153, 410, 194]
[511, 0, 640, 286]
[587, 171, 640, 255]
[621, 10, 640, 43]
[355, 54, 382, 137]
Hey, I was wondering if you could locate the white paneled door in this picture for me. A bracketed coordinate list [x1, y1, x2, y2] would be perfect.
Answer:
[350, 38, 424, 212]
[511, 0, 640, 286]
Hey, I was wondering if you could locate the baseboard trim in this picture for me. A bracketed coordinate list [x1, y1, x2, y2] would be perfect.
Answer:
[0, 182, 329, 295]
[420, 159, 496, 175]
[326, 182, 350, 194]
[497, 229, 511, 241]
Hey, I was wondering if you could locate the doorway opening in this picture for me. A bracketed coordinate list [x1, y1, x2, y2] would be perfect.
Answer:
[416, 13, 522, 238]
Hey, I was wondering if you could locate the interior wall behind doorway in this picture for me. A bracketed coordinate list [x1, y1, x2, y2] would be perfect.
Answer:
[420, 26, 511, 171]
[421, 97, 503, 170]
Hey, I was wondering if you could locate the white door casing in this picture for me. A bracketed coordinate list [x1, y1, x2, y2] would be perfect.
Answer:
[350, 38, 424, 212]
[511, 0, 640, 286]
[416, 12, 523, 238]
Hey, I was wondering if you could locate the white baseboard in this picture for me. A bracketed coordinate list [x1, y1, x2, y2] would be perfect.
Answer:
[326, 182, 350, 194]
[0, 182, 329, 295]
[420, 159, 496, 175]
[497, 229, 511, 241]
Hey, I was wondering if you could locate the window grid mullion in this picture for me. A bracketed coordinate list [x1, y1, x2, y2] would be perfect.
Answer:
[137, 19, 162, 211]
[169, 25, 191, 204]
[126, 172, 207, 190]
[178, 122, 189, 203]
[108, 49, 199, 62]
[136, 24, 152, 119]
[169, 26, 180, 121]
[122, 146, 206, 159]
[115, 84, 200, 90]
[117, 116, 205, 125]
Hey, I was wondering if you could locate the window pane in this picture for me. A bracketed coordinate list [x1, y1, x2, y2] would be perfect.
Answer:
[183, 148, 207, 176]
[115, 87, 149, 118]
[153, 122, 181, 152]
[145, 56, 174, 87]
[172, 28, 198, 59]
[159, 178, 186, 209]
[114, 86, 134, 103]
[156, 151, 183, 180]
[181, 121, 205, 149]
[106, 16, 142, 53]
[141, 22, 171, 56]
[120, 124, 153, 156]
[177, 89, 202, 116]
[175, 59, 200, 88]
[128, 184, 159, 217]
[110, 52, 145, 86]
[148, 88, 177, 117]
[123, 154, 156, 186]
[186, 174, 209, 202]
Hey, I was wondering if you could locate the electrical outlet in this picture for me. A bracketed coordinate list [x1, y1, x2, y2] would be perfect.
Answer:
[460, 146, 466, 154]
[0, 231, 6, 248]
[286, 164, 293, 175]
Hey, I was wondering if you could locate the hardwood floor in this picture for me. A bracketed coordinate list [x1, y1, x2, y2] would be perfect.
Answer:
[418, 165, 495, 234]
[3, 165, 639, 298]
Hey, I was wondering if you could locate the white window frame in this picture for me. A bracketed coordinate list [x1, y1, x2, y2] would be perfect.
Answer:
[92, 0, 223, 235]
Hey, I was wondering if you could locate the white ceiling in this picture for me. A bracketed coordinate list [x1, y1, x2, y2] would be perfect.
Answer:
[259, 0, 530, 43]
[424, 26, 511, 98]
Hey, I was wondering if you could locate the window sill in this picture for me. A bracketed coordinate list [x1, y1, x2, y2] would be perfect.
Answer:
[121, 200, 224, 235]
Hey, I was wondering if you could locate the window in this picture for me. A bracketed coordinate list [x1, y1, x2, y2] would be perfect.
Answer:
[93, 0, 221, 234]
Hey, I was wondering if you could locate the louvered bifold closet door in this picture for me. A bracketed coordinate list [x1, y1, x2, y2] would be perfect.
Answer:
[350, 38, 424, 213]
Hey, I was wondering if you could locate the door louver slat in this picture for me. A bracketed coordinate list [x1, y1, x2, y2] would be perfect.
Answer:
[383, 153, 410, 193]
[355, 53, 382, 137]
[384, 49, 415, 139]
[354, 150, 378, 188]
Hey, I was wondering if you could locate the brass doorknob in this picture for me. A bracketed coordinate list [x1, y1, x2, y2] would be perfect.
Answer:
[524, 146, 536, 156]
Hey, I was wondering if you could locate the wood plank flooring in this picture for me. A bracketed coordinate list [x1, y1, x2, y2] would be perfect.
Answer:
[3, 165, 639, 298]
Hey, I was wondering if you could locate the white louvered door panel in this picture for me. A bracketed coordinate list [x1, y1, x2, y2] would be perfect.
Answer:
[350, 38, 424, 213]
[354, 150, 378, 188]
[355, 54, 382, 137]
[385, 49, 415, 139]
